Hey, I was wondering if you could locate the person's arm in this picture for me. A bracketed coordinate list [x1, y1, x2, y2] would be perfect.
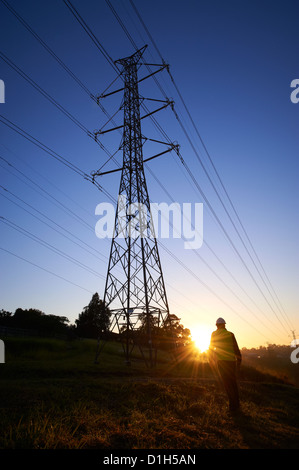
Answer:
[232, 334, 242, 363]
[208, 333, 216, 364]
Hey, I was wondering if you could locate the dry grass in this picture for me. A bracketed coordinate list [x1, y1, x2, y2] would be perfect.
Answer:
[0, 337, 298, 449]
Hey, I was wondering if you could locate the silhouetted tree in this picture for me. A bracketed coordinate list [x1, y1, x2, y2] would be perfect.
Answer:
[14, 308, 69, 335]
[136, 312, 192, 351]
[0, 307, 69, 336]
[75, 293, 111, 339]
[0, 309, 13, 326]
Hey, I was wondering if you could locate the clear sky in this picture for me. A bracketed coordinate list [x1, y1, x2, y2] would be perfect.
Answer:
[0, 0, 298, 349]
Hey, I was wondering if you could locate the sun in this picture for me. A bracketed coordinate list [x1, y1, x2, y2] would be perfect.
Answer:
[191, 326, 212, 353]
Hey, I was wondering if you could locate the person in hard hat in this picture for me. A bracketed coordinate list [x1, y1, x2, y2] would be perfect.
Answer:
[209, 317, 242, 413]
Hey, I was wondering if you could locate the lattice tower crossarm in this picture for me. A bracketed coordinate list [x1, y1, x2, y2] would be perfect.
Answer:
[95, 46, 172, 367]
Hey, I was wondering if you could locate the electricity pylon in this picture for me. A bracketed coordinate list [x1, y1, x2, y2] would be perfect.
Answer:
[93, 46, 177, 367]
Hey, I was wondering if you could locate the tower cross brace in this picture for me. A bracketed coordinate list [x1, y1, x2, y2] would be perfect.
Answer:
[95, 47, 172, 367]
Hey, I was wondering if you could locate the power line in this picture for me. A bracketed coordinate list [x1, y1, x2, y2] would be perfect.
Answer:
[0, 185, 107, 265]
[0, 174, 133, 285]
[0, 246, 94, 294]
[0, 42, 122, 170]
[0, 0, 94, 98]
[127, 0, 294, 333]
[0, 114, 115, 203]
[0, 114, 87, 178]
[0, 0, 204, 325]
[0, 142, 95, 220]
[144, 109, 289, 336]
[0, 180, 279, 344]
[104, 0, 169, 101]
[156, 240, 271, 343]
[178, 148, 290, 335]
[115, 1, 292, 335]
[0, 216, 106, 280]
[0, 141, 283, 342]
[65, 0, 290, 339]
[0, 50, 90, 134]
[62, 0, 119, 74]
[0, 48, 121, 168]
[1, 147, 251, 337]
[146, 166, 286, 340]
[0, 155, 92, 231]
[0, 162, 210, 326]
[1, 0, 124, 159]
[2, 2, 292, 341]
[106, 0, 138, 50]
[171, 106, 293, 334]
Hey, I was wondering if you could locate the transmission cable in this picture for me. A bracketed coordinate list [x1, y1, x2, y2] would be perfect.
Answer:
[128, 0, 294, 332]
[0, 49, 121, 168]
[156, 240, 272, 343]
[0, 246, 94, 294]
[0, 50, 90, 134]
[0, 114, 116, 203]
[66, 0, 290, 337]
[141, 101, 290, 335]
[0, 155, 92, 231]
[0, 0, 94, 98]
[63, 0, 120, 75]
[0, 217, 105, 280]
[0, 185, 107, 264]
[0, 114, 87, 178]
[1, 0, 126, 155]
[1, 2, 290, 342]
[145, 163, 287, 338]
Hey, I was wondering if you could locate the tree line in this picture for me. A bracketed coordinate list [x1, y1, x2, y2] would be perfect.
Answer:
[0, 293, 192, 349]
[0, 307, 70, 337]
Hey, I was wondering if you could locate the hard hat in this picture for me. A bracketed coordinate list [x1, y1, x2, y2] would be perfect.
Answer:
[216, 317, 226, 325]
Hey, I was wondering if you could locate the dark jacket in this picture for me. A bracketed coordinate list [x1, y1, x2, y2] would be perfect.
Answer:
[209, 328, 241, 362]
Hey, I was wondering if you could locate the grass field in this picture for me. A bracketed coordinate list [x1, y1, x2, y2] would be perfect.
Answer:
[0, 337, 298, 449]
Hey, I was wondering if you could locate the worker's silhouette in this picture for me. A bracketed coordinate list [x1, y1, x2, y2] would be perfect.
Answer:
[209, 317, 242, 413]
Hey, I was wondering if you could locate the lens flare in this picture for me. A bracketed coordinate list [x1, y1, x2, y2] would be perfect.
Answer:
[192, 326, 212, 352]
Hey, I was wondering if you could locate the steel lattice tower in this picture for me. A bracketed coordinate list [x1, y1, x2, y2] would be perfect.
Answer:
[94, 47, 174, 367]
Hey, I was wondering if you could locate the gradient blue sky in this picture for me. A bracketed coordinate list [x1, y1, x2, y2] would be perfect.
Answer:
[0, 0, 298, 349]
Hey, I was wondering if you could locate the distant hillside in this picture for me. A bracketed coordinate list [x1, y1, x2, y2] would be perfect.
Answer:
[241, 345, 299, 387]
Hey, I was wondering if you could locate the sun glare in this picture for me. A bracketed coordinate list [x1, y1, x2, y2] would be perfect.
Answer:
[192, 327, 212, 353]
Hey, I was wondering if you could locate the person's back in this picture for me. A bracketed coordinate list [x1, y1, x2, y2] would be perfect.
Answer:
[209, 317, 241, 413]
[210, 327, 241, 362]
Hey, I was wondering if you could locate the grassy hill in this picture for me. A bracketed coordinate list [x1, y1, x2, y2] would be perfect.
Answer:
[0, 337, 298, 449]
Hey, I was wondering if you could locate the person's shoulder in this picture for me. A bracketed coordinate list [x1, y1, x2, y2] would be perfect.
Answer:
[227, 330, 237, 339]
